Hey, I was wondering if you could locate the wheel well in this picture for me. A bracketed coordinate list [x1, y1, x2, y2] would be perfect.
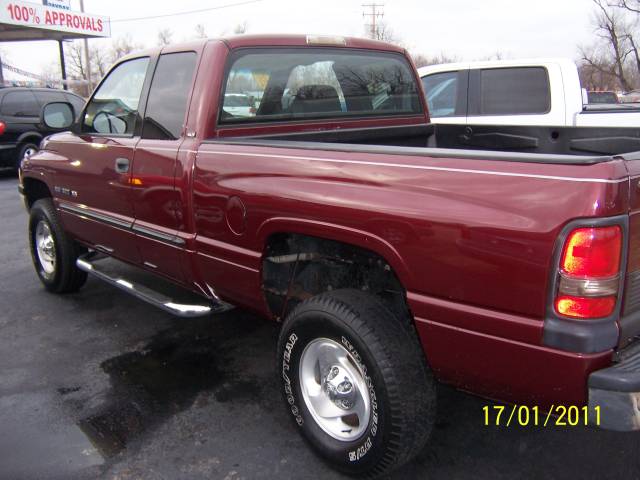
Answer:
[22, 178, 52, 209]
[17, 134, 42, 148]
[262, 233, 409, 321]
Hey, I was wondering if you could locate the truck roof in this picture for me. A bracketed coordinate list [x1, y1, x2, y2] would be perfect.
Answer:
[221, 34, 406, 53]
[121, 34, 406, 62]
[417, 57, 577, 76]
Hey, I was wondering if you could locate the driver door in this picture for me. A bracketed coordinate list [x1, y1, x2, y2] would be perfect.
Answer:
[53, 56, 152, 265]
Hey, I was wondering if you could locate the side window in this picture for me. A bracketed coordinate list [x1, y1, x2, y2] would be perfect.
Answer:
[143, 52, 197, 140]
[34, 91, 84, 120]
[83, 57, 149, 135]
[65, 94, 86, 118]
[421, 71, 459, 118]
[34, 90, 66, 106]
[479, 67, 550, 115]
[1, 91, 40, 117]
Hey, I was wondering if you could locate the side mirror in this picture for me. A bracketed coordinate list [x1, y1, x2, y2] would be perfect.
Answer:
[41, 102, 75, 129]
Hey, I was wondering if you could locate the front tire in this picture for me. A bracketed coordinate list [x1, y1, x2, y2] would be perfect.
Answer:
[29, 198, 87, 293]
[277, 289, 436, 477]
[16, 142, 38, 173]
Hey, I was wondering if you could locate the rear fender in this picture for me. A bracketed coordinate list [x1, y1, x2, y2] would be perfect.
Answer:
[256, 216, 414, 287]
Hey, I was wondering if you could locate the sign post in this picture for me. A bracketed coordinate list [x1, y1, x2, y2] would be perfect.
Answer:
[79, 0, 90, 91]
[58, 38, 66, 88]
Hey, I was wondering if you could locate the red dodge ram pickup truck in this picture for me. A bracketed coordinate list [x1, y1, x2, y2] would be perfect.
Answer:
[18, 35, 640, 476]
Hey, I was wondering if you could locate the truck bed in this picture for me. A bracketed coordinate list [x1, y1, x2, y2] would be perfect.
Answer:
[213, 124, 640, 164]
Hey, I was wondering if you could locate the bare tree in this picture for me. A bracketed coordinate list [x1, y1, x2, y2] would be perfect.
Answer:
[411, 52, 460, 68]
[194, 24, 207, 39]
[611, 0, 640, 13]
[111, 34, 141, 61]
[65, 40, 122, 95]
[91, 45, 110, 78]
[157, 28, 173, 46]
[480, 51, 510, 61]
[578, 57, 620, 90]
[64, 41, 103, 96]
[233, 21, 248, 35]
[65, 42, 87, 81]
[41, 62, 63, 88]
[365, 20, 400, 45]
[580, 0, 634, 90]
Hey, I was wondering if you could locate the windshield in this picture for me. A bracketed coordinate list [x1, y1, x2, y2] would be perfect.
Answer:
[220, 48, 422, 124]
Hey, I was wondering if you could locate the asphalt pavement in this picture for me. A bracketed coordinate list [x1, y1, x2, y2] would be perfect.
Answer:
[1, 172, 639, 480]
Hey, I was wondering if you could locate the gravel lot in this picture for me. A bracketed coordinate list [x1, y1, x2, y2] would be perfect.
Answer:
[1, 173, 639, 480]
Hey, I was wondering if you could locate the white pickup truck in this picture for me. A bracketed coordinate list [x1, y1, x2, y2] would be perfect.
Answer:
[418, 58, 640, 126]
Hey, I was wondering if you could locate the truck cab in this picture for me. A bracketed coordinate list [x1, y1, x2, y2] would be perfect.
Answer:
[418, 58, 640, 127]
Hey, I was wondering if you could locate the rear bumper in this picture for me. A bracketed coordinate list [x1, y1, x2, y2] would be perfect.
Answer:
[589, 342, 640, 430]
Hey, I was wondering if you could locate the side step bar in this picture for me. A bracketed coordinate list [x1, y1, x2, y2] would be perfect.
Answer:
[76, 255, 232, 318]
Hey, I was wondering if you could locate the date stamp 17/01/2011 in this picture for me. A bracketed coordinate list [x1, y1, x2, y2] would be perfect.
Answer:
[483, 405, 601, 427]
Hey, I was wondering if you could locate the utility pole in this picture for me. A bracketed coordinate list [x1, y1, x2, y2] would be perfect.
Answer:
[362, 3, 384, 39]
[0, 55, 4, 87]
[80, 0, 92, 94]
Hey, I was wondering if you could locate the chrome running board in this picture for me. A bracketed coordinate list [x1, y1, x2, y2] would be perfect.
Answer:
[76, 254, 232, 318]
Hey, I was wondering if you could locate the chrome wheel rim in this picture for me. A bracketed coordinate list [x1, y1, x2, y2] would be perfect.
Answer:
[299, 338, 371, 441]
[23, 147, 37, 160]
[35, 220, 56, 277]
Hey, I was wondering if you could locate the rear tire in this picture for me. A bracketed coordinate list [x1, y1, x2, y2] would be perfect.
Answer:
[29, 198, 87, 293]
[276, 289, 436, 478]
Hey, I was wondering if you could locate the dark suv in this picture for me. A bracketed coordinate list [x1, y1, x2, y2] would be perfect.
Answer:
[0, 87, 85, 172]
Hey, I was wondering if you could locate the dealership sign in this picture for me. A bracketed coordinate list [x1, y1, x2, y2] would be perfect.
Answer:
[42, 0, 70, 10]
[0, 0, 110, 37]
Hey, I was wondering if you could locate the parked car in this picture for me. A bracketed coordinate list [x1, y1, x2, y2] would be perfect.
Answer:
[0, 87, 85, 172]
[419, 58, 640, 126]
[588, 91, 619, 104]
[621, 89, 640, 103]
[223, 93, 256, 117]
[18, 36, 640, 477]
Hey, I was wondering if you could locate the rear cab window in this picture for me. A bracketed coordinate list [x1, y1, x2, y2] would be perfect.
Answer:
[219, 48, 422, 125]
[473, 67, 551, 115]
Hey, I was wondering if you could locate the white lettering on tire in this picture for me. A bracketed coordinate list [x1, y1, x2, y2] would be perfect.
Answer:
[342, 336, 379, 462]
[282, 332, 304, 426]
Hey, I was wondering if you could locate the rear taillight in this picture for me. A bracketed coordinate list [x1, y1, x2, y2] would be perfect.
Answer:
[0, 121, 5, 135]
[555, 225, 622, 319]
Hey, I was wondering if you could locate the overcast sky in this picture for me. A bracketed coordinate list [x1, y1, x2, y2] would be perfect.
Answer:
[2, 0, 598, 81]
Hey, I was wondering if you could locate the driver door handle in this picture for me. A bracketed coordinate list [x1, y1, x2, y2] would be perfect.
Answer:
[115, 157, 130, 173]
